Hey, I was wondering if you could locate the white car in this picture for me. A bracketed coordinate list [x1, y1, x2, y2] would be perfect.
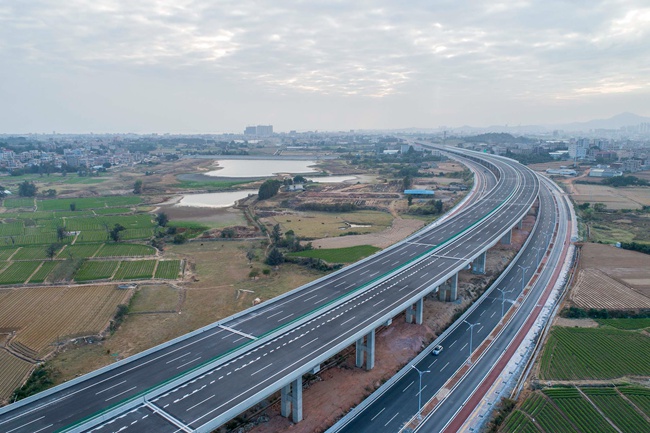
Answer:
[432, 345, 443, 356]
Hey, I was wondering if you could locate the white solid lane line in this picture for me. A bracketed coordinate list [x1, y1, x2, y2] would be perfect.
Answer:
[186, 394, 215, 412]
[385, 412, 400, 427]
[165, 352, 192, 364]
[300, 338, 318, 349]
[251, 363, 273, 376]
[95, 380, 128, 395]
[371, 407, 386, 421]
[5, 416, 45, 433]
[105, 387, 137, 402]
[403, 381, 414, 393]
[176, 357, 201, 370]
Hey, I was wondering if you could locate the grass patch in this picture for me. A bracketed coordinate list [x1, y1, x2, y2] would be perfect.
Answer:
[287, 245, 381, 263]
[270, 210, 393, 239]
[540, 327, 650, 380]
[3, 198, 35, 209]
[130, 284, 178, 313]
[12, 364, 58, 401]
[37, 196, 141, 211]
[596, 318, 650, 330]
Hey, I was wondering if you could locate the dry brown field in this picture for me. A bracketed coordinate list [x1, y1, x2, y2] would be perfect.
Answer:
[0, 285, 133, 359]
[0, 350, 33, 403]
[264, 210, 393, 239]
[568, 243, 650, 309]
[571, 183, 647, 210]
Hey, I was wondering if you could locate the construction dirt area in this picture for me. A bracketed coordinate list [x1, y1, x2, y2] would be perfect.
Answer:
[223, 215, 534, 433]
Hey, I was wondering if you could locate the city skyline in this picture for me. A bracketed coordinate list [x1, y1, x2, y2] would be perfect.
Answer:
[1, 1, 649, 134]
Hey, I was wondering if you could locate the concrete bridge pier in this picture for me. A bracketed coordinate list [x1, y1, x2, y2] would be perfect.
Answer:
[405, 297, 424, 324]
[471, 251, 486, 274]
[501, 229, 512, 245]
[518, 219, 524, 230]
[355, 329, 375, 370]
[281, 376, 303, 423]
[438, 273, 458, 302]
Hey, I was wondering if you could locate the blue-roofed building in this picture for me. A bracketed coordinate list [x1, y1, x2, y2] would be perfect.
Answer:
[404, 189, 435, 196]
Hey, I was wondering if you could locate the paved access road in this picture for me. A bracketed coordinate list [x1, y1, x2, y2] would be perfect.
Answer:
[0, 152, 534, 433]
[330, 174, 564, 433]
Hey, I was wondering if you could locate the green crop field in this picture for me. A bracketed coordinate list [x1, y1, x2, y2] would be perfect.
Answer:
[0, 248, 17, 260]
[0, 221, 24, 236]
[155, 260, 181, 279]
[74, 261, 119, 282]
[595, 318, 650, 330]
[37, 196, 141, 211]
[287, 245, 381, 263]
[0, 261, 42, 285]
[58, 244, 102, 259]
[620, 387, 650, 416]
[583, 388, 650, 433]
[113, 260, 156, 280]
[28, 261, 59, 283]
[93, 207, 133, 215]
[75, 231, 110, 243]
[540, 327, 650, 379]
[3, 198, 35, 209]
[95, 243, 155, 257]
[12, 246, 59, 260]
[501, 410, 541, 433]
[544, 388, 617, 433]
[505, 387, 650, 433]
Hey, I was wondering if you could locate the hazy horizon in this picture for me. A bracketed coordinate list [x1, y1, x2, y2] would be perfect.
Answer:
[1, 1, 649, 134]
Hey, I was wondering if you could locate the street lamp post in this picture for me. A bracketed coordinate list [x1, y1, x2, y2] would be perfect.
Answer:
[495, 287, 514, 318]
[518, 264, 530, 292]
[463, 319, 481, 364]
[412, 365, 430, 420]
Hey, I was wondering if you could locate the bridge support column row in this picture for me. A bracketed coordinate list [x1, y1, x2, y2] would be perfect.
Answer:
[355, 329, 375, 370]
[438, 273, 458, 302]
[405, 297, 424, 325]
[281, 376, 302, 423]
[472, 251, 486, 274]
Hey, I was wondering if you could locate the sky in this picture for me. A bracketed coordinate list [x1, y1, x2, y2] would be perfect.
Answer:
[1, 0, 649, 133]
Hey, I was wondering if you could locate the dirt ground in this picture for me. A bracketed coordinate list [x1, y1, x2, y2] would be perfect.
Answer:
[310, 217, 426, 249]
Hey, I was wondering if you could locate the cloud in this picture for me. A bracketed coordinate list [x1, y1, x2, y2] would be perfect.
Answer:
[0, 0, 648, 131]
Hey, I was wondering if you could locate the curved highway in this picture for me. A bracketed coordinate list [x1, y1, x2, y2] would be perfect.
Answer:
[0, 150, 538, 433]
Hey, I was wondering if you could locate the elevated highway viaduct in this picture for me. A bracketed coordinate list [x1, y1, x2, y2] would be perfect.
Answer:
[0, 150, 538, 433]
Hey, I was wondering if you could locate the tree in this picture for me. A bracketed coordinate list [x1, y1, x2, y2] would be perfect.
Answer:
[593, 203, 607, 212]
[246, 249, 255, 264]
[403, 176, 412, 190]
[56, 225, 67, 242]
[155, 212, 169, 227]
[271, 224, 282, 244]
[102, 162, 112, 169]
[293, 175, 307, 184]
[265, 247, 284, 266]
[0, 185, 6, 199]
[46, 243, 60, 260]
[69, 202, 76, 212]
[173, 233, 187, 244]
[258, 179, 281, 200]
[43, 189, 56, 198]
[18, 181, 37, 197]
[133, 179, 143, 194]
[407, 195, 413, 206]
[109, 224, 126, 242]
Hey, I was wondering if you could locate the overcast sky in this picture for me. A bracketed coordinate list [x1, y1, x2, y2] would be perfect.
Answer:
[1, 1, 649, 133]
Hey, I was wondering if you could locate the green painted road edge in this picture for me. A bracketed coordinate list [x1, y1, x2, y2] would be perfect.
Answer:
[59, 181, 522, 433]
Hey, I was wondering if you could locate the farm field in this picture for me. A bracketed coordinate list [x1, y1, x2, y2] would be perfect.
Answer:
[0, 285, 132, 359]
[570, 268, 650, 309]
[286, 245, 381, 263]
[113, 260, 156, 280]
[0, 262, 42, 285]
[94, 243, 156, 257]
[0, 350, 34, 404]
[37, 196, 141, 211]
[154, 260, 181, 279]
[595, 318, 650, 330]
[502, 387, 650, 433]
[74, 261, 119, 282]
[539, 326, 650, 380]
[571, 183, 650, 210]
[27, 261, 59, 283]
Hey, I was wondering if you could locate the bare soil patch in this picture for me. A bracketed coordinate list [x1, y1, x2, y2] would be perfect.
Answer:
[570, 268, 650, 310]
[310, 217, 425, 249]
[554, 317, 599, 328]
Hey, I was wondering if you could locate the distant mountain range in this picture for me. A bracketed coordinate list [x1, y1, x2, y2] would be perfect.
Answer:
[548, 112, 650, 131]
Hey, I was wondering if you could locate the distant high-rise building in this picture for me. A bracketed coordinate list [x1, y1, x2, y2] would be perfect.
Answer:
[244, 125, 274, 137]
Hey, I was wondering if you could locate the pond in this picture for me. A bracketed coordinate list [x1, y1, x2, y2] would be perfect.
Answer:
[176, 190, 257, 208]
[205, 159, 319, 178]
